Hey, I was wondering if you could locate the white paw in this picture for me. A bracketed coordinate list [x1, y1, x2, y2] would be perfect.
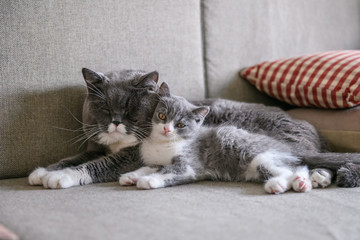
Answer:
[137, 176, 164, 190]
[292, 176, 312, 193]
[310, 169, 332, 188]
[42, 169, 76, 189]
[119, 172, 139, 186]
[264, 178, 288, 194]
[28, 168, 48, 185]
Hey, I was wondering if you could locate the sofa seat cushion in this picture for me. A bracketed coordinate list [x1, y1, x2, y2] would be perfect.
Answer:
[1, 178, 360, 240]
[288, 106, 360, 152]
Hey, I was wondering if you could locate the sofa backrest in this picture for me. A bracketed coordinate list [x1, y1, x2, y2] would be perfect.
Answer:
[203, 0, 360, 105]
[0, 0, 205, 179]
[1, 0, 360, 179]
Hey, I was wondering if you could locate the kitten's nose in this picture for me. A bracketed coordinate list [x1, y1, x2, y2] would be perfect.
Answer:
[112, 121, 121, 126]
[163, 126, 171, 134]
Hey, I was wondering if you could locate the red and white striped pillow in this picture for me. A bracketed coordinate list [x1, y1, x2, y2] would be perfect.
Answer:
[240, 50, 360, 108]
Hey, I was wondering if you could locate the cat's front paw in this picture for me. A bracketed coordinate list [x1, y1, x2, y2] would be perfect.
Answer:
[292, 176, 312, 193]
[42, 169, 76, 189]
[310, 169, 333, 188]
[28, 167, 48, 185]
[137, 176, 165, 190]
[119, 172, 139, 186]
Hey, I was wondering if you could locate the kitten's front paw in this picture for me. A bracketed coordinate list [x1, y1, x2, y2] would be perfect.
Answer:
[42, 170, 75, 189]
[264, 178, 288, 194]
[292, 176, 312, 193]
[29, 167, 48, 185]
[119, 173, 139, 186]
[137, 176, 164, 190]
[310, 169, 333, 188]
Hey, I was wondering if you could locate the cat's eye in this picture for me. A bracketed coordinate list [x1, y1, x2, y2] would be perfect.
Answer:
[159, 113, 166, 120]
[176, 123, 185, 128]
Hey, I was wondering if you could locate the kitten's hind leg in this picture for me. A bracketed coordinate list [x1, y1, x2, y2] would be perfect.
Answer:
[292, 166, 312, 193]
[264, 176, 290, 194]
[247, 151, 296, 194]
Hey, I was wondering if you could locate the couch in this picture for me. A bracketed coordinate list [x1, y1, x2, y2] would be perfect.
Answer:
[1, 1, 360, 239]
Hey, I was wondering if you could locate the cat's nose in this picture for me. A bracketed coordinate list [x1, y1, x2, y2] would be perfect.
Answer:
[112, 121, 121, 126]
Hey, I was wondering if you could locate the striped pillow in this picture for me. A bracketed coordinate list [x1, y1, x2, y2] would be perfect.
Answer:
[240, 51, 360, 108]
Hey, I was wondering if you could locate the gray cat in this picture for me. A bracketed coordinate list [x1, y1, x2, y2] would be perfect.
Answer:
[28, 68, 160, 187]
[28, 68, 360, 189]
[120, 83, 314, 193]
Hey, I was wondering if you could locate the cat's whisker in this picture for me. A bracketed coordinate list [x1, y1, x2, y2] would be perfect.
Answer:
[68, 127, 100, 145]
[86, 82, 106, 100]
[62, 107, 98, 127]
[130, 127, 148, 140]
[53, 126, 84, 132]
[87, 93, 106, 100]
[76, 129, 101, 149]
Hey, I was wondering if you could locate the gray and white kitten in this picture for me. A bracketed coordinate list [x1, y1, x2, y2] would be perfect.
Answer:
[120, 83, 313, 194]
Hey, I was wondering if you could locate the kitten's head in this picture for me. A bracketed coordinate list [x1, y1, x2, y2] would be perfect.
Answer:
[150, 82, 209, 141]
[82, 68, 159, 147]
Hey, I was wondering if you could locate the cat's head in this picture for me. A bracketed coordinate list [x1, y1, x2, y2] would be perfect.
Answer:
[150, 82, 209, 141]
[82, 68, 159, 147]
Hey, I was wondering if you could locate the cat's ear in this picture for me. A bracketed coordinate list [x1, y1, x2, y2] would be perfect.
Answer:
[192, 106, 210, 123]
[133, 71, 159, 91]
[159, 82, 171, 97]
[82, 68, 106, 86]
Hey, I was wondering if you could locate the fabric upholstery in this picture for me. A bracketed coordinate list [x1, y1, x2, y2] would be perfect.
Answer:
[1, 178, 360, 240]
[288, 107, 360, 152]
[1, 1, 360, 240]
[0, 0, 204, 179]
[202, 0, 360, 104]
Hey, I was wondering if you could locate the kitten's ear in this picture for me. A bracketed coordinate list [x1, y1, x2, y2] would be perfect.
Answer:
[133, 71, 159, 91]
[159, 82, 171, 97]
[82, 68, 105, 86]
[192, 106, 210, 123]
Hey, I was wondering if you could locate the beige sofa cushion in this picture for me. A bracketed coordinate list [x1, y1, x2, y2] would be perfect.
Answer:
[202, 0, 360, 104]
[288, 107, 360, 152]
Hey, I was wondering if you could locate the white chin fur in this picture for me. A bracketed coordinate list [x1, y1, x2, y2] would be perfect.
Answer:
[152, 122, 178, 141]
[97, 123, 138, 151]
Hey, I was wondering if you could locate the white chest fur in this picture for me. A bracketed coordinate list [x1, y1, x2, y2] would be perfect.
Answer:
[108, 136, 138, 153]
[141, 140, 186, 166]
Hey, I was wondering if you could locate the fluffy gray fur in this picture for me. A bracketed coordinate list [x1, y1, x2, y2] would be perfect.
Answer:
[28, 68, 160, 187]
[28, 68, 360, 189]
[120, 83, 313, 194]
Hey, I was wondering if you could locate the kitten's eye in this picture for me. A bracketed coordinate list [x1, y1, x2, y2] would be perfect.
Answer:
[159, 113, 166, 120]
[176, 123, 185, 128]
